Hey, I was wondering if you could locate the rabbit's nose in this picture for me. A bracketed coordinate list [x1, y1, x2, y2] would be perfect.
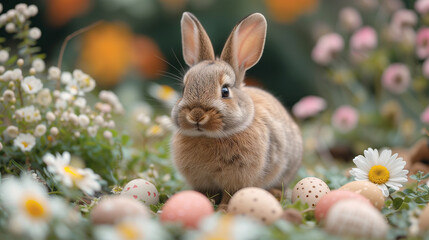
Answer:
[186, 108, 209, 125]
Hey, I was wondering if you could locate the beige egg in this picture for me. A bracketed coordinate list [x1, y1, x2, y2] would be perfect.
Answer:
[324, 199, 389, 238]
[339, 181, 385, 210]
[227, 187, 283, 225]
[419, 203, 429, 232]
[91, 196, 149, 225]
[292, 177, 330, 208]
[121, 178, 159, 206]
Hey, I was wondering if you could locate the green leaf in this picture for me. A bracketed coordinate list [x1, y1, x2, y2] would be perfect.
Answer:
[393, 198, 403, 210]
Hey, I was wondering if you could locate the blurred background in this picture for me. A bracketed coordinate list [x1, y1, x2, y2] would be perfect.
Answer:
[2, 0, 324, 107]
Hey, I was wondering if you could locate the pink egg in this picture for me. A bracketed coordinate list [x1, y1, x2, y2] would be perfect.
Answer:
[315, 190, 372, 222]
[160, 191, 214, 229]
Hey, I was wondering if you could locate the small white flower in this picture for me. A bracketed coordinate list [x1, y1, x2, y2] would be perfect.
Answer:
[99, 90, 124, 114]
[74, 97, 86, 108]
[66, 80, 83, 96]
[32, 58, 45, 72]
[103, 130, 112, 140]
[36, 88, 52, 106]
[43, 152, 101, 195]
[146, 124, 164, 137]
[0, 174, 64, 240]
[12, 68, 23, 81]
[27, 5, 38, 17]
[17, 58, 24, 67]
[6, 125, 19, 138]
[87, 126, 98, 137]
[136, 113, 150, 125]
[74, 131, 80, 138]
[34, 124, 46, 137]
[94, 115, 104, 125]
[29, 27, 41, 40]
[69, 113, 79, 125]
[50, 127, 59, 136]
[15, 105, 41, 123]
[350, 148, 409, 197]
[15, 3, 27, 13]
[78, 114, 90, 128]
[14, 133, 36, 152]
[94, 217, 166, 240]
[0, 3, 3, 14]
[3, 89, 15, 102]
[156, 115, 174, 131]
[5, 22, 16, 33]
[48, 66, 61, 80]
[60, 72, 72, 85]
[22, 76, 43, 94]
[0, 15, 7, 25]
[55, 98, 67, 110]
[46, 112, 56, 122]
[0, 50, 9, 63]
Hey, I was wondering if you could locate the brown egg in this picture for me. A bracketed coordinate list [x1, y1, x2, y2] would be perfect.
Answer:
[419, 203, 429, 232]
[292, 177, 330, 208]
[325, 199, 389, 238]
[339, 181, 385, 210]
[228, 187, 283, 225]
[90, 196, 149, 224]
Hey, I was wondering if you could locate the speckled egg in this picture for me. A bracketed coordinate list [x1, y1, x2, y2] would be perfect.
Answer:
[292, 177, 330, 208]
[91, 196, 149, 225]
[120, 178, 159, 206]
[315, 190, 372, 221]
[160, 191, 214, 229]
[419, 203, 429, 232]
[227, 187, 283, 225]
[324, 199, 389, 238]
[339, 181, 385, 210]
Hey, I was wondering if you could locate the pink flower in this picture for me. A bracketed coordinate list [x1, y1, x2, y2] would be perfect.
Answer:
[415, 0, 429, 15]
[350, 26, 377, 51]
[331, 105, 359, 133]
[421, 106, 429, 123]
[381, 63, 411, 94]
[339, 7, 362, 32]
[312, 33, 344, 65]
[416, 28, 429, 59]
[392, 10, 417, 28]
[292, 96, 327, 119]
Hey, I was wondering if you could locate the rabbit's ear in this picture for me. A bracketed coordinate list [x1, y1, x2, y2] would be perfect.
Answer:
[221, 13, 267, 84]
[181, 12, 215, 66]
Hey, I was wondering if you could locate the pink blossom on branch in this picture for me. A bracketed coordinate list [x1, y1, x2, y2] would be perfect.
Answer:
[338, 7, 362, 32]
[331, 105, 359, 133]
[415, 0, 429, 15]
[416, 28, 429, 59]
[421, 106, 429, 123]
[312, 33, 344, 65]
[292, 96, 327, 119]
[350, 26, 377, 52]
[381, 63, 411, 94]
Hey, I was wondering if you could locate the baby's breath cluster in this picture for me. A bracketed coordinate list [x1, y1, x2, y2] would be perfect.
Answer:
[0, 3, 123, 193]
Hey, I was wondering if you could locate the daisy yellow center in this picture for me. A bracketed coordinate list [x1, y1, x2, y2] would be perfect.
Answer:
[21, 141, 29, 148]
[159, 86, 174, 100]
[28, 84, 33, 91]
[117, 223, 140, 240]
[63, 166, 84, 180]
[368, 165, 390, 184]
[24, 198, 46, 218]
[84, 77, 91, 87]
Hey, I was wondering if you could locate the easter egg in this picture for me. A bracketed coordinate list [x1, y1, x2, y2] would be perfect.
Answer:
[292, 177, 330, 208]
[228, 187, 283, 225]
[339, 181, 385, 210]
[324, 199, 389, 238]
[91, 196, 149, 225]
[419, 203, 429, 232]
[315, 190, 372, 221]
[121, 179, 159, 206]
[160, 191, 214, 229]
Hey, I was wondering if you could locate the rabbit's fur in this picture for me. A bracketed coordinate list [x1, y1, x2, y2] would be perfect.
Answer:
[171, 12, 303, 207]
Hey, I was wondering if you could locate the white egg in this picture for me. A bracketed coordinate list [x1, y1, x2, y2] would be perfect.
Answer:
[292, 177, 330, 208]
[228, 187, 283, 225]
[121, 178, 159, 206]
[91, 196, 149, 225]
[324, 199, 388, 238]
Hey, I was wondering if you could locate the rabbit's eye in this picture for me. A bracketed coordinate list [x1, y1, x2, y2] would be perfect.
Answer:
[221, 86, 230, 98]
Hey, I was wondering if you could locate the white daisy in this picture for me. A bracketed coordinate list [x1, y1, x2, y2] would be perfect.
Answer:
[0, 174, 65, 240]
[94, 217, 167, 240]
[32, 58, 45, 72]
[15, 105, 41, 123]
[22, 76, 43, 94]
[350, 148, 408, 197]
[43, 152, 101, 196]
[148, 84, 179, 109]
[36, 88, 52, 106]
[14, 133, 36, 152]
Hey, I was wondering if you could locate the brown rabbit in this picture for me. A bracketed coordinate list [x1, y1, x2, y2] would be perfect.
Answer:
[171, 12, 303, 209]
